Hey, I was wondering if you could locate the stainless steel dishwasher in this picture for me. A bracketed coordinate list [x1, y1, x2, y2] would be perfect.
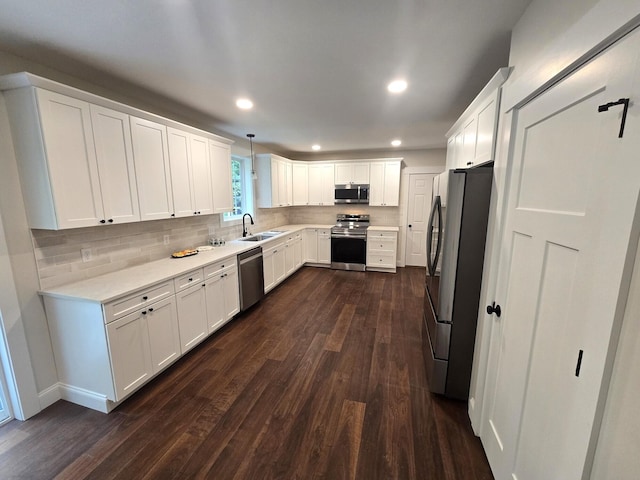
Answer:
[237, 246, 265, 312]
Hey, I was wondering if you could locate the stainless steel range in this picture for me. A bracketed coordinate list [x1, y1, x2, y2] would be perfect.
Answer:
[330, 214, 369, 271]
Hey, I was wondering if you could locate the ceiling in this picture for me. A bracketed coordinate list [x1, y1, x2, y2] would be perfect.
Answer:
[0, 0, 531, 155]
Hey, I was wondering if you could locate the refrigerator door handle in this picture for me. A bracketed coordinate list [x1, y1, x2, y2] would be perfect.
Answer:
[427, 195, 442, 276]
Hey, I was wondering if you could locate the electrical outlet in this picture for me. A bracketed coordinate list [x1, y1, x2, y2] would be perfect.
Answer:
[208, 226, 215, 236]
[163, 235, 170, 245]
[81, 248, 92, 263]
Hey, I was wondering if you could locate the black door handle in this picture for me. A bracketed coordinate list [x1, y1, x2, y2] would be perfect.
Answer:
[486, 302, 502, 317]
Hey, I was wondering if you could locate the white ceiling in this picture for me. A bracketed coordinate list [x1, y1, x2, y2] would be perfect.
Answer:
[0, 0, 531, 154]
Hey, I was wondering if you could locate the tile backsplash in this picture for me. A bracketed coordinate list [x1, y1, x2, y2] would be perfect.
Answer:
[32, 208, 288, 289]
[32, 204, 401, 289]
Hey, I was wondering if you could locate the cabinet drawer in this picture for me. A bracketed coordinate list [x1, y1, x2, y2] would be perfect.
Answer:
[104, 281, 174, 323]
[368, 231, 397, 240]
[368, 237, 397, 253]
[204, 258, 236, 279]
[174, 268, 204, 291]
[367, 253, 396, 268]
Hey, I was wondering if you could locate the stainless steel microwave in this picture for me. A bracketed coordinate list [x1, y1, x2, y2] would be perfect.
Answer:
[334, 184, 369, 204]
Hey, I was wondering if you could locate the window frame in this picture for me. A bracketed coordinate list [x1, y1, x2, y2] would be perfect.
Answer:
[221, 154, 254, 226]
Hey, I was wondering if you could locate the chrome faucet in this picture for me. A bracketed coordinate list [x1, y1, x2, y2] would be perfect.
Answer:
[242, 213, 254, 237]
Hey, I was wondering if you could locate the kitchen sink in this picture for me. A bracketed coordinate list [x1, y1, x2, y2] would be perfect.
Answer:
[240, 231, 283, 242]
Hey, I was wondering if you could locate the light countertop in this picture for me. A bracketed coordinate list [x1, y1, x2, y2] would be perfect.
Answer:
[367, 226, 399, 232]
[39, 224, 334, 303]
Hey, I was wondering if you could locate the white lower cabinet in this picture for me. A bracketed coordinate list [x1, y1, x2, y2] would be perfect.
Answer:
[175, 270, 208, 354]
[303, 228, 331, 265]
[204, 261, 240, 333]
[263, 239, 288, 293]
[145, 297, 181, 374]
[106, 308, 154, 401]
[366, 229, 398, 272]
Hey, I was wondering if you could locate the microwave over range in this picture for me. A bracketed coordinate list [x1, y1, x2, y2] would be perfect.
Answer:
[334, 184, 369, 204]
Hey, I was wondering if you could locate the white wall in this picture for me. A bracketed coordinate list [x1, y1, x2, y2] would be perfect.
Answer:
[470, 1, 640, 478]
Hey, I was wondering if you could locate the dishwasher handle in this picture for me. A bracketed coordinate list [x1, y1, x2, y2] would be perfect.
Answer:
[239, 252, 263, 265]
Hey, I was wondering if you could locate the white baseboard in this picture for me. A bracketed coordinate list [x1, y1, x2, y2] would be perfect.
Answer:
[38, 383, 61, 410]
[58, 383, 113, 413]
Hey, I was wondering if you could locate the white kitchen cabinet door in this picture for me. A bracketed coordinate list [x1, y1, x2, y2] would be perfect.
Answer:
[175, 283, 208, 353]
[145, 296, 180, 374]
[481, 30, 640, 480]
[335, 162, 370, 184]
[317, 229, 331, 264]
[369, 161, 401, 206]
[273, 247, 286, 285]
[304, 229, 318, 262]
[474, 92, 498, 166]
[167, 127, 194, 218]
[106, 309, 153, 401]
[89, 105, 140, 225]
[292, 162, 309, 205]
[293, 235, 303, 269]
[460, 117, 477, 168]
[308, 164, 335, 205]
[263, 246, 276, 292]
[205, 263, 240, 333]
[35, 89, 105, 228]
[190, 134, 213, 216]
[130, 116, 174, 221]
[285, 241, 295, 276]
[210, 141, 233, 213]
[222, 265, 240, 320]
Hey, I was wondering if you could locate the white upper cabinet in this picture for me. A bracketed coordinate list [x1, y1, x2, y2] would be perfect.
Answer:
[90, 105, 140, 225]
[256, 154, 293, 208]
[445, 68, 510, 170]
[334, 162, 370, 184]
[0, 72, 234, 229]
[369, 161, 401, 206]
[130, 117, 174, 221]
[167, 128, 214, 217]
[209, 140, 233, 213]
[308, 164, 335, 206]
[292, 162, 309, 206]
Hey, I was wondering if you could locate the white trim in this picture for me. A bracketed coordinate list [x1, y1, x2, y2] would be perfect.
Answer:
[58, 383, 114, 414]
[402, 166, 444, 175]
[503, 6, 640, 112]
[0, 211, 40, 421]
[38, 383, 61, 410]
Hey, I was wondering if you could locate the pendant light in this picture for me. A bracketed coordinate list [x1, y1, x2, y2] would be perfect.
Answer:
[247, 133, 257, 180]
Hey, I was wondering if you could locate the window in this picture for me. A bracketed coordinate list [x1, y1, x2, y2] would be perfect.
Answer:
[223, 155, 254, 223]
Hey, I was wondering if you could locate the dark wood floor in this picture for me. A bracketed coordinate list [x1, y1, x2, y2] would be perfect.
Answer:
[0, 266, 493, 480]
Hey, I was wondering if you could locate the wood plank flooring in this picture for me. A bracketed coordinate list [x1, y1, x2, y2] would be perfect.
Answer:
[0, 266, 493, 479]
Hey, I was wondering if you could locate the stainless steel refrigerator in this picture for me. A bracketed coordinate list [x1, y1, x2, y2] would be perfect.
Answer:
[423, 166, 493, 400]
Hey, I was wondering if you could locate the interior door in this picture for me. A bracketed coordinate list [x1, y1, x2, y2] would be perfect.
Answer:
[405, 173, 435, 266]
[481, 29, 640, 480]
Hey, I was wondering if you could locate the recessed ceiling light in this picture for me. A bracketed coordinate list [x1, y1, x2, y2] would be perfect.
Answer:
[391, 139, 402, 147]
[387, 79, 407, 93]
[236, 98, 253, 110]
[312, 144, 321, 151]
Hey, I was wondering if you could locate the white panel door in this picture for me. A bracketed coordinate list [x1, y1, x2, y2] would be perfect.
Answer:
[205, 273, 225, 333]
[481, 30, 640, 480]
[292, 163, 309, 205]
[36, 89, 104, 228]
[145, 297, 180, 374]
[405, 173, 435, 266]
[190, 134, 213, 215]
[89, 105, 140, 224]
[222, 266, 240, 319]
[210, 141, 233, 213]
[167, 127, 194, 218]
[130, 117, 174, 221]
[175, 284, 208, 353]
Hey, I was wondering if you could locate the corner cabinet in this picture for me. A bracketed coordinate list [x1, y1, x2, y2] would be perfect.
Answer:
[256, 154, 293, 208]
[0, 72, 234, 230]
[445, 68, 511, 169]
[369, 161, 401, 206]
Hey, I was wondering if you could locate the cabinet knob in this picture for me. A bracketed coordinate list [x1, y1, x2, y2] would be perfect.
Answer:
[408, 224, 412, 228]
[188, 278, 193, 282]
[108, 219, 114, 223]
[99, 219, 106, 224]
[171, 213, 175, 217]
[148, 307, 154, 312]
[141, 310, 147, 315]
[486, 302, 502, 317]
[194, 211, 197, 215]
[142, 296, 148, 300]
[467, 162, 473, 166]
[202, 283, 206, 287]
